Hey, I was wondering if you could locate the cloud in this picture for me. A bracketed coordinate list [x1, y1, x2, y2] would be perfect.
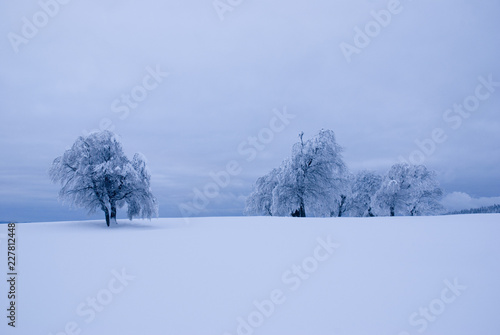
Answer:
[1, 0, 500, 221]
[441, 192, 500, 212]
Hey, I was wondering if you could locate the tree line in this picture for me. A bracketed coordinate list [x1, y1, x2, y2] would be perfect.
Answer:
[446, 204, 500, 215]
[244, 129, 444, 217]
[50, 129, 445, 226]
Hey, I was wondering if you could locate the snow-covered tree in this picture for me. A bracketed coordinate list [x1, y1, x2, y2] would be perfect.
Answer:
[404, 165, 444, 216]
[272, 130, 347, 217]
[373, 177, 400, 216]
[348, 170, 382, 217]
[372, 163, 443, 216]
[245, 130, 347, 217]
[49, 131, 158, 226]
[244, 168, 280, 216]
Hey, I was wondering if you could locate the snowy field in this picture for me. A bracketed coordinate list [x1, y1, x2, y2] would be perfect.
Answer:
[1, 214, 499, 335]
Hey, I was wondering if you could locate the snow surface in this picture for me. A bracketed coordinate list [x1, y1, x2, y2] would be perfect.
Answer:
[1, 214, 499, 335]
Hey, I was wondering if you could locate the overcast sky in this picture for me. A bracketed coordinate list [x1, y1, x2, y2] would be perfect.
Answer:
[1, 0, 499, 222]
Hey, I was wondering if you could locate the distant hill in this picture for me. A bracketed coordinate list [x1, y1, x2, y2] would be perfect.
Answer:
[446, 204, 500, 215]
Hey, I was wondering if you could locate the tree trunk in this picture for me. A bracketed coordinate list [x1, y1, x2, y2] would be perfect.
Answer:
[390, 206, 395, 217]
[410, 206, 416, 216]
[338, 195, 346, 217]
[367, 207, 375, 217]
[291, 202, 306, 217]
[110, 201, 117, 225]
[102, 205, 110, 226]
[299, 202, 306, 217]
[266, 207, 272, 216]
